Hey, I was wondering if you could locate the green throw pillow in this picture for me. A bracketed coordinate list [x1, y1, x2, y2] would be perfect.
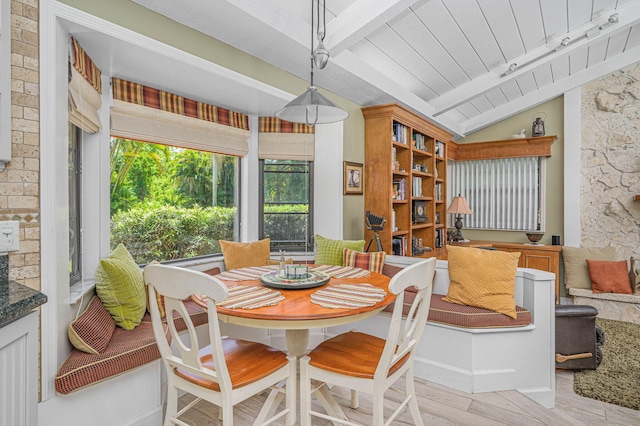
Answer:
[95, 244, 146, 330]
[314, 234, 365, 266]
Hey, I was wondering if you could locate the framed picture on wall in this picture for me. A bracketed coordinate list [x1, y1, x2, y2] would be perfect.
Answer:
[344, 162, 363, 195]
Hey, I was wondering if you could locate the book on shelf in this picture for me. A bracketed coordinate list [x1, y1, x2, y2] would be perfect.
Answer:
[392, 235, 407, 256]
[412, 133, 426, 151]
[435, 228, 445, 248]
[392, 147, 397, 170]
[435, 140, 445, 157]
[391, 209, 397, 232]
[412, 176, 423, 197]
[435, 183, 442, 201]
[392, 178, 406, 200]
[393, 122, 407, 144]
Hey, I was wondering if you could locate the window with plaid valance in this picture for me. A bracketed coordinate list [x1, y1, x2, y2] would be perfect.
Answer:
[258, 117, 315, 161]
[110, 78, 250, 156]
[68, 37, 102, 133]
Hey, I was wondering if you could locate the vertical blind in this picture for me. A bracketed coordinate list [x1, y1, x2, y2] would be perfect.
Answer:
[449, 157, 542, 231]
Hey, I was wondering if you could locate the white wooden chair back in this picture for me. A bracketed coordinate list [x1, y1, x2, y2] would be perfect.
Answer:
[375, 257, 436, 382]
[144, 264, 232, 393]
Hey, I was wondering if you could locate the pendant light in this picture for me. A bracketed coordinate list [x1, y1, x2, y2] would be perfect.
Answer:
[276, 0, 348, 126]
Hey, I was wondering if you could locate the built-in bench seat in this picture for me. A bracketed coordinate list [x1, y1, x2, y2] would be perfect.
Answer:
[568, 288, 640, 324]
[331, 258, 556, 409]
[382, 264, 533, 328]
[55, 298, 208, 395]
[55, 266, 221, 396]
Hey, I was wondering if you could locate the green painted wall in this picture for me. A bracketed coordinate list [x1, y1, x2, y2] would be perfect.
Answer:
[60, 0, 366, 239]
[455, 96, 565, 246]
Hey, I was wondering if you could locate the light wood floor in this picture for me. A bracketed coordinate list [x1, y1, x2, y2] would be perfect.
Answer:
[176, 370, 640, 425]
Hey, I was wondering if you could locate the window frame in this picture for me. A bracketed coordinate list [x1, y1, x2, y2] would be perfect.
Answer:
[108, 137, 243, 264]
[258, 159, 314, 252]
[68, 123, 82, 286]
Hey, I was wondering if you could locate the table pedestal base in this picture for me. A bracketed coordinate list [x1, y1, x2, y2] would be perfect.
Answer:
[254, 329, 349, 425]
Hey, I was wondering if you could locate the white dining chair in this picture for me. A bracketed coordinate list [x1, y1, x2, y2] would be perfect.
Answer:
[300, 257, 436, 426]
[144, 264, 296, 426]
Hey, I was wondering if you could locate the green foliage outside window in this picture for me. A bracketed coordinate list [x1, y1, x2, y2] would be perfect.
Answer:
[109, 138, 239, 263]
[111, 204, 235, 264]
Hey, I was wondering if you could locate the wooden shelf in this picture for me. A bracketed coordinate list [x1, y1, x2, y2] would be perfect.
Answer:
[363, 103, 452, 257]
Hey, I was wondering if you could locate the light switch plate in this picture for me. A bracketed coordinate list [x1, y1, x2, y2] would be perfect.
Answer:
[0, 220, 19, 252]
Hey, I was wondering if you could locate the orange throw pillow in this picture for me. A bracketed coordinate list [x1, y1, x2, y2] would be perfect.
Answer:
[586, 259, 632, 294]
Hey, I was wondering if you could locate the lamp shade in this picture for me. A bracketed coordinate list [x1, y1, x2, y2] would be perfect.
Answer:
[447, 195, 473, 215]
[276, 86, 349, 126]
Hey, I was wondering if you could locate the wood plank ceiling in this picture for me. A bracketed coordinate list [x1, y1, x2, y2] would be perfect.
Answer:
[132, 0, 640, 137]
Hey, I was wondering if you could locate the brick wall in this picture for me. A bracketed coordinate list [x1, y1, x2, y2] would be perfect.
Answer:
[1, 0, 40, 289]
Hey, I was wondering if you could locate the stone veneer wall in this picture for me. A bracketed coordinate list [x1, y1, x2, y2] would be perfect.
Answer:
[581, 61, 640, 260]
[1, 0, 40, 289]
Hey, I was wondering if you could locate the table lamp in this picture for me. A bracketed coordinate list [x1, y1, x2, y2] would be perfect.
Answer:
[447, 194, 473, 242]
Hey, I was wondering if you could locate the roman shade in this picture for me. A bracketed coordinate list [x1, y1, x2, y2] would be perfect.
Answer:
[111, 78, 250, 156]
[69, 38, 102, 133]
[258, 117, 314, 161]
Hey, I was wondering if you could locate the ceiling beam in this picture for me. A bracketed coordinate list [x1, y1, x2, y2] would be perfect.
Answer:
[332, 49, 463, 136]
[460, 44, 640, 135]
[430, 1, 640, 116]
[325, 0, 421, 55]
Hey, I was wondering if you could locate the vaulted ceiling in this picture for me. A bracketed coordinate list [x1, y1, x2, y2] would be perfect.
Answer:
[132, 0, 640, 137]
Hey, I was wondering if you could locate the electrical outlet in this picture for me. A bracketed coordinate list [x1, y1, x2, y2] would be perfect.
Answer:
[0, 220, 19, 253]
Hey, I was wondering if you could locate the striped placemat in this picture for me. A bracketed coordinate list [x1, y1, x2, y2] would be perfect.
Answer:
[217, 285, 284, 309]
[310, 284, 387, 309]
[310, 265, 371, 278]
[216, 266, 278, 281]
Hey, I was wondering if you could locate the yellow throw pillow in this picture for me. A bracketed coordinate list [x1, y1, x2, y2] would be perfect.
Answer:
[219, 238, 271, 271]
[95, 244, 146, 330]
[443, 246, 521, 319]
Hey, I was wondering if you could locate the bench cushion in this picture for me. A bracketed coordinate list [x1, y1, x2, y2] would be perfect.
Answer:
[428, 294, 531, 328]
[385, 290, 531, 328]
[56, 298, 208, 395]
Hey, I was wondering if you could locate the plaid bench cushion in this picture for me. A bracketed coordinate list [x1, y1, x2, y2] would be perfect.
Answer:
[55, 298, 208, 395]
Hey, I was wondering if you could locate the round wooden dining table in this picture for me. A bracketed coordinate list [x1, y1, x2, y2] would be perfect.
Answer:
[192, 265, 394, 423]
[193, 265, 394, 358]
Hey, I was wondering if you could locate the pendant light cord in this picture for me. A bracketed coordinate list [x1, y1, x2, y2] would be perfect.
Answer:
[306, 0, 318, 126]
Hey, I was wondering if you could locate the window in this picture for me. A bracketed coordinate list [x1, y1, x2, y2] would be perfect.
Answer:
[69, 124, 82, 285]
[259, 159, 313, 251]
[109, 137, 240, 264]
[449, 157, 545, 231]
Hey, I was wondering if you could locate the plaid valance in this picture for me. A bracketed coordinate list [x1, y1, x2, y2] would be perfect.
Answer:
[112, 78, 249, 131]
[71, 38, 102, 94]
[259, 117, 314, 134]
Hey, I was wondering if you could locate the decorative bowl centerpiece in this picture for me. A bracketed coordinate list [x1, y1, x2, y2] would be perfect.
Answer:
[525, 232, 544, 244]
